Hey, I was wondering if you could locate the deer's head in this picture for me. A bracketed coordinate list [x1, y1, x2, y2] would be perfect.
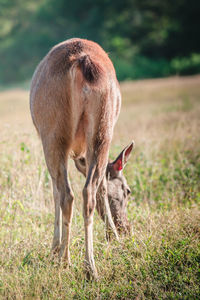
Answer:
[106, 142, 134, 234]
[74, 142, 134, 235]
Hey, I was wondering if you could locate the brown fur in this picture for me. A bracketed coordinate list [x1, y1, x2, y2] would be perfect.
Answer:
[30, 38, 133, 279]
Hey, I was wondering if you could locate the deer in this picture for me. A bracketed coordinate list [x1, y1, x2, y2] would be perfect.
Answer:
[30, 38, 134, 279]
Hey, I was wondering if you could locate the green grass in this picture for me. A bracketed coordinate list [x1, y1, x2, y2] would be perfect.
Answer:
[0, 75, 200, 299]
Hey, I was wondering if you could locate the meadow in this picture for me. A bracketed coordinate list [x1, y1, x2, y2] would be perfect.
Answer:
[0, 75, 200, 299]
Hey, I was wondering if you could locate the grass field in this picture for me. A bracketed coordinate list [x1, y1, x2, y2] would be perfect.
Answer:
[0, 75, 200, 299]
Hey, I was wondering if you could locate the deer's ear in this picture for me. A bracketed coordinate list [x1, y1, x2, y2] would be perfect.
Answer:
[111, 141, 135, 172]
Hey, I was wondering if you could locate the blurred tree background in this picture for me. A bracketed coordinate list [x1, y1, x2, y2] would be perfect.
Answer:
[0, 0, 200, 83]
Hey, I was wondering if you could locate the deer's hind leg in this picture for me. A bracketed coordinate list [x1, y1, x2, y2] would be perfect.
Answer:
[42, 138, 74, 264]
[51, 180, 61, 253]
[82, 140, 114, 279]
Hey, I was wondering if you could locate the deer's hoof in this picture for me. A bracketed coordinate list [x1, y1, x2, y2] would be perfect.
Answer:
[84, 261, 98, 281]
[61, 255, 72, 268]
[85, 269, 98, 281]
[61, 260, 72, 269]
[51, 240, 60, 254]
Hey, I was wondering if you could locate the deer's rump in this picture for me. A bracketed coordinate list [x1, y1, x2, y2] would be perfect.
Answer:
[30, 38, 120, 159]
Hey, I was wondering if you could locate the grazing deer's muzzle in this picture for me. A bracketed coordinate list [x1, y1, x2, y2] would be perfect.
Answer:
[107, 186, 132, 235]
[116, 220, 131, 235]
[109, 206, 131, 235]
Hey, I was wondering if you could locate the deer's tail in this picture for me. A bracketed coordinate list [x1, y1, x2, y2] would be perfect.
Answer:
[78, 55, 101, 83]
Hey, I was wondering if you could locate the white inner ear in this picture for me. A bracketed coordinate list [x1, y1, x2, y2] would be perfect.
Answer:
[122, 150, 126, 168]
[124, 141, 134, 165]
[125, 150, 130, 163]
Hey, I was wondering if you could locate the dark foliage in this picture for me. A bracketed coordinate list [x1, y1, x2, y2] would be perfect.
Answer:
[0, 0, 200, 83]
